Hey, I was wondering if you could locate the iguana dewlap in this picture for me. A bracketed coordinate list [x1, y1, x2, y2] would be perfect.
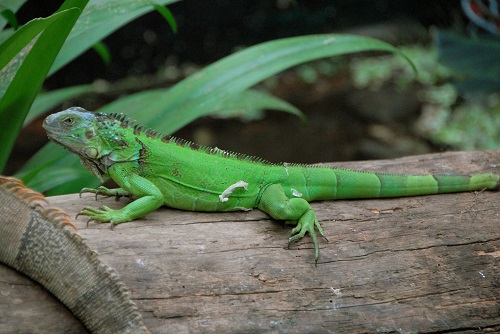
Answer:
[43, 107, 500, 264]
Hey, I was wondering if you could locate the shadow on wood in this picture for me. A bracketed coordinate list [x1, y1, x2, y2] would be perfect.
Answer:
[1, 150, 499, 333]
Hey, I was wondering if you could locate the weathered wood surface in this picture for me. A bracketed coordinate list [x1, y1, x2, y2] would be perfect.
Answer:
[1, 150, 499, 333]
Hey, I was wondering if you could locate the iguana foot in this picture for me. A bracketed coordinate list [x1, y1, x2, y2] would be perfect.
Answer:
[80, 186, 131, 201]
[287, 209, 326, 265]
[258, 184, 327, 265]
[77, 205, 130, 229]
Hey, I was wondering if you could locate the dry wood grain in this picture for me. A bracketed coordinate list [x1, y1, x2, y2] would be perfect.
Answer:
[1, 150, 499, 333]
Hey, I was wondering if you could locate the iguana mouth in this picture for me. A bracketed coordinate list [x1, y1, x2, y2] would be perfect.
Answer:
[43, 121, 83, 156]
[45, 134, 77, 154]
[43, 119, 68, 144]
[42, 113, 59, 131]
[45, 132, 62, 144]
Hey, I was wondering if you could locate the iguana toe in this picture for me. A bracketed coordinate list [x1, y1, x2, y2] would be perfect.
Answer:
[78, 205, 113, 223]
[287, 209, 325, 265]
[80, 186, 132, 201]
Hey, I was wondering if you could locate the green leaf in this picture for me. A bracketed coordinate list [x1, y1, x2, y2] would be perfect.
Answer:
[199, 89, 306, 122]
[102, 34, 416, 134]
[15, 142, 99, 193]
[0, 0, 88, 172]
[49, 0, 179, 76]
[154, 4, 177, 33]
[92, 41, 111, 64]
[15, 143, 70, 184]
[1, 9, 18, 30]
[0, 0, 27, 31]
[0, 13, 70, 74]
[7, 0, 179, 190]
[25, 84, 94, 126]
[436, 30, 500, 94]
[99, 88, 306, 130]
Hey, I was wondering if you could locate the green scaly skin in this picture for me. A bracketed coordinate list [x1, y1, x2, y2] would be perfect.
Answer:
[43, 107, 500, 264]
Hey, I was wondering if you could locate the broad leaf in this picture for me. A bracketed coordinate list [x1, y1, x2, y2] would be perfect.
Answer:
[99, 88, 306, 129]
[2, 0, 178, 173]
[102, 34, 416, 134]
[25, 84, 94, 125]
[0, 0, 27, 31]
[49, 0, 179, 75]
[16, 142, 99, 194]
[153, 4, 177, 33]
[210, 89, 306, 122]
[0, 9, 18, 30]
[92, 42, 111, 64]
[0, 0, 88, 171]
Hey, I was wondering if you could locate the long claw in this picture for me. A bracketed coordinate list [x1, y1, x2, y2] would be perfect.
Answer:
[74, 204, 128, 229]
[287, 209, 323, 265]
[79, 187, 96, 199]
[288, 230, 320, 265]
[80, 186, 110, 200]
[287, 221, 303, 249]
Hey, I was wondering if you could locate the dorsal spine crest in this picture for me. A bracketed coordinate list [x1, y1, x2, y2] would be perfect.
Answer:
[97, 112, 318, 167]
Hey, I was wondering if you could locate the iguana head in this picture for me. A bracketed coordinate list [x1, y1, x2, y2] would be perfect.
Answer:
[43, 107, 141, 181]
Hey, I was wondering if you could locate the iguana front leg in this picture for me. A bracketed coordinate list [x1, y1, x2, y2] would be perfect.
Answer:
[258, 184, 325, 264]
[80, 186, 132, 200]
[78, 164, 163, 227]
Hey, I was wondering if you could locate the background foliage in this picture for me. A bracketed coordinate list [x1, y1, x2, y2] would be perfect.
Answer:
[0, 0, 416, 195]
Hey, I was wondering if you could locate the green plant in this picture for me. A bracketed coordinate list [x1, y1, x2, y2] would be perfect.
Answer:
[417, 88, 500, 150]
[350, 46, 452, 90]
[1, 2, 415, 195]
[350, 44, 500, 151]
[0, 0, 177, 192]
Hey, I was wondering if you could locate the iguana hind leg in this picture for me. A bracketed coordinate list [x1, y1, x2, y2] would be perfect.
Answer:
[257, 184, 325, 264]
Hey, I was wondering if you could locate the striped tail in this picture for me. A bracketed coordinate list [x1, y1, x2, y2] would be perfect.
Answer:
[308, 168, 500, 200]
[331, 170, 500, 199]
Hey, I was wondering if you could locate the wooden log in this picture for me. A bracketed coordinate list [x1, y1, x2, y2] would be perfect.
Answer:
[1, 150, 499, 333]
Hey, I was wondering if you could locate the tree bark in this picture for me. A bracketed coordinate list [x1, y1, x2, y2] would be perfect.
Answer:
[1, 150, 499, 333]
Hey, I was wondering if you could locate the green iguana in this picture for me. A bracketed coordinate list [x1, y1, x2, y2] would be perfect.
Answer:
[43, 107, 500, 263]
[0, 176, 150, 333]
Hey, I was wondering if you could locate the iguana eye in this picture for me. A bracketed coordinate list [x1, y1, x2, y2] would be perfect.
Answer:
[63, 117, 75, 126]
